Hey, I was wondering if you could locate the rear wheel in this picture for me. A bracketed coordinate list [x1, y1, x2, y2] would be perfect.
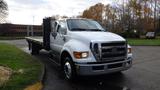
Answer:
[63, 56, 76, 80]
[30, 43, 40, 55]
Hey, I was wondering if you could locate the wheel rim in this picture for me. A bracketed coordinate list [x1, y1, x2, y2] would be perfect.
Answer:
[64, 61, 72, 79]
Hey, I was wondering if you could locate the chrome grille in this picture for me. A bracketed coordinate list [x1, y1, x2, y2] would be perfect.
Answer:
[100, 41, 127, 62]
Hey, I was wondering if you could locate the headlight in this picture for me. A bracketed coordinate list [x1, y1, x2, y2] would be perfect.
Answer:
[128, 48, 132, 53]
[73, 52, 89, 59]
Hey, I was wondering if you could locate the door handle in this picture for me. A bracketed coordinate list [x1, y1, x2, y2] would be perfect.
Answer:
[63, 37, 66, 41]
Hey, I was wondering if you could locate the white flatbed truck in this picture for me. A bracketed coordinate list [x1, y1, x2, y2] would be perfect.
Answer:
[26, 17, 133, 80]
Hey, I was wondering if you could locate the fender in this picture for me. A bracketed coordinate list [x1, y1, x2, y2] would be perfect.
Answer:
[60, 39, 96, 63]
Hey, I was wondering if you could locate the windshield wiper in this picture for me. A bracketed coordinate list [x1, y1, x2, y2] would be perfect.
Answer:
[71, 28, 105, 32]
[87, 29, 105, 31]
[70, 28, 88, 31]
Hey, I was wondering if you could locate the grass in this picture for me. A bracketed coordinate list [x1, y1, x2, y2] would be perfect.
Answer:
[127, 38, 160, 46]
[0, 43, 43, 90]
[0, 36, 25, 40]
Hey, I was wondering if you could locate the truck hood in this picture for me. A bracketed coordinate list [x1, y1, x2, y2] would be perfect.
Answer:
[71, 31, 126, 43]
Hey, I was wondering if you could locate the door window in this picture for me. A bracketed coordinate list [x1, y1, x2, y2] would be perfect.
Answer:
[57, 21, 67, 34]
[51, 21, 57, 33]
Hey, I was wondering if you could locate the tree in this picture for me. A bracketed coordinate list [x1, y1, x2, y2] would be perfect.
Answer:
[82, 3, 104, 24]
[80, 1, 160, 37]
[0, 0, 8, 23]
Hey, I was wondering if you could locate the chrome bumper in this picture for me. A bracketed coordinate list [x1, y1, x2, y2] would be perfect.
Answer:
[75, 59, 132, 76]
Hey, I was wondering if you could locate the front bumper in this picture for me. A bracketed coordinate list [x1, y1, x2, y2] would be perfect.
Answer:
[75, 58, 132, 76]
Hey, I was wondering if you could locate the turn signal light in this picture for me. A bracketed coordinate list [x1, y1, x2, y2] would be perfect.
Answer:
[128, 48, 131, 53]
[73, 52, 89, 59]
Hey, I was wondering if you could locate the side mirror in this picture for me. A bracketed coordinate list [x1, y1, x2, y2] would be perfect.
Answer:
[52, 32, 57, 37]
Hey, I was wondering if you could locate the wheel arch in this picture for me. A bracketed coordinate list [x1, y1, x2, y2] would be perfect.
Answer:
[60, 50, 73, 67]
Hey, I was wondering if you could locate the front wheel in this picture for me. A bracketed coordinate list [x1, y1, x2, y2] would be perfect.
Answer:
[63, 56, 76, 80]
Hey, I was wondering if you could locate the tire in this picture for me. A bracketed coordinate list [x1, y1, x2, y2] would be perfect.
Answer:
[63, 56, 76, 80]
[31, 43, 39, 55]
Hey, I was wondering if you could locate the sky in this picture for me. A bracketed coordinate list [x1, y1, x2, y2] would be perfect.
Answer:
[5, 0, 112, 25]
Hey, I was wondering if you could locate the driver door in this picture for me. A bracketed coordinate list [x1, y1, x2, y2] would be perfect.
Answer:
[50, 20, 67, 61]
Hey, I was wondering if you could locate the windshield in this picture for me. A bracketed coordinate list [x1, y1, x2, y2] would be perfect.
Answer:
[67, 19, 105, 31]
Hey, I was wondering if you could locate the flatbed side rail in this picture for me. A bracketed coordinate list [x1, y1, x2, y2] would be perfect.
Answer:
[25, 37, 43, 50]
[25, 37, 43, 45]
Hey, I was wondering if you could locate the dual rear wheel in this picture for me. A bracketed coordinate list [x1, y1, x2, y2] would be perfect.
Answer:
[28, 42, 40, 55]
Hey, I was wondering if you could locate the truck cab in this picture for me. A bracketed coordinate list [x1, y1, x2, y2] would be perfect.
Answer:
[50, 18, 132, 79]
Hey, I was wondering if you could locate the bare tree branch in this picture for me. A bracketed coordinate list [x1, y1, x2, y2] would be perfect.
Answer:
[0, 0, 8, 23]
